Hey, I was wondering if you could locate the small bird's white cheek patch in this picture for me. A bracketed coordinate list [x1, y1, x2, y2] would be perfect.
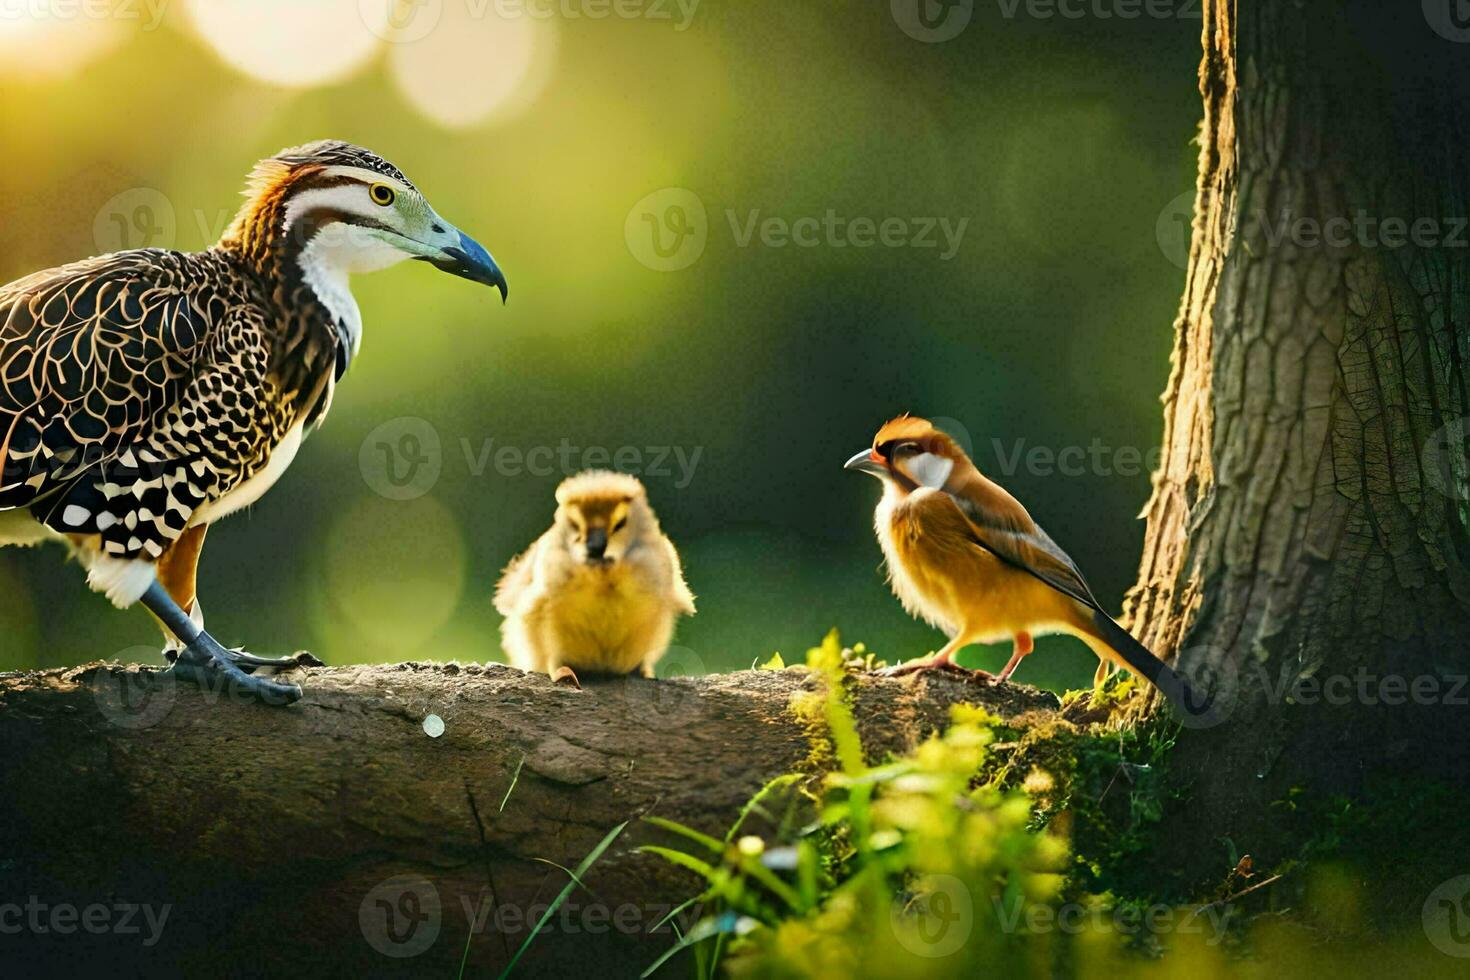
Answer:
[906, 452, 954, 489]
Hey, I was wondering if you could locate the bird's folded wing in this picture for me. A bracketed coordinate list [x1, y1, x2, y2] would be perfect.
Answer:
[0, 252, 214, 514]
[493, 543, 538, 615]
[912, 488, 1101, 611]
[664, 536, 697, 615]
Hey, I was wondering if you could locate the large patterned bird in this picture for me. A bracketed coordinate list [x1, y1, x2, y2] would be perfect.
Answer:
[845, 415, 1200, 710]
[0, 140, 507, 704]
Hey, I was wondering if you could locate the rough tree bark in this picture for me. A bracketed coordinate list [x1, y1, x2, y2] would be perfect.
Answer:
[0, 661, 1055, 976]
[1125, 0, 1470, 883]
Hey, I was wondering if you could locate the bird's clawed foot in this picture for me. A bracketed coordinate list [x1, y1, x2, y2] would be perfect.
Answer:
[877, 650, 997, 685]
[550, 666, 582, 689]
[166, 646, 323, 675]
[167, 632, 308, 705]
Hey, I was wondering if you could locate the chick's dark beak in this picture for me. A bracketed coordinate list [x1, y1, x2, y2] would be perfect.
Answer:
[585, 527, 608, 562]
[432, 231, 508, 303]
[844, 448, 887, 478]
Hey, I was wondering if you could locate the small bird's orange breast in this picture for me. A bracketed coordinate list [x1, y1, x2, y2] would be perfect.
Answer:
[879, 488, 1072, 645]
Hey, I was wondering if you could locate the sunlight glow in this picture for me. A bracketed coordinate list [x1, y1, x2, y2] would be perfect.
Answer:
[386, 4, 556, 129]
[0, 12, 126, 80]
[185, 0, 384, 88]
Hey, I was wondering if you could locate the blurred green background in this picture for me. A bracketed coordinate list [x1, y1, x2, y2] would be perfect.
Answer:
[0, 1, 1200, 692]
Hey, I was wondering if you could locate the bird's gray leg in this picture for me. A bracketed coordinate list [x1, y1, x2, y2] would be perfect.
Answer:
[141, 580, 303, 705]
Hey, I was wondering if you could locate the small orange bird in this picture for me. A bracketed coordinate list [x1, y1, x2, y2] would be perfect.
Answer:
[846, 415, 1197, 706]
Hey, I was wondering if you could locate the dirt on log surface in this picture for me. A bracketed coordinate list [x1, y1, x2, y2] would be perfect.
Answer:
[0, 661, 1057, 977]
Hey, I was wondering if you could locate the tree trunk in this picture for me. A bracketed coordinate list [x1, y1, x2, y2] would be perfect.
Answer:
[1127, 0, 1470, 883]
[0, 661, 1055, 976]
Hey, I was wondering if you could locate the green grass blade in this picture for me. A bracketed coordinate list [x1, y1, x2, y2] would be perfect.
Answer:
[643, 815, 724, 853]
[723, 773, 802, 844]
[499, 755, 525, 813]
[497, 821, 627, 979]
[636, 845, 720, 882]
[640, 914, 741, 979]
[651, 894, 703, 933]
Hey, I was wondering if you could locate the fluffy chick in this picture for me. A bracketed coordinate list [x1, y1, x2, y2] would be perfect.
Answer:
[495, 471, 695, 684]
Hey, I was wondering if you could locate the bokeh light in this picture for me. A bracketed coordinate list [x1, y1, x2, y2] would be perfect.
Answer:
[314, 494, 467, 661]
[185, 0, 384, 88]
[385, 4, 556, 128]
[0, 10, 127, 80]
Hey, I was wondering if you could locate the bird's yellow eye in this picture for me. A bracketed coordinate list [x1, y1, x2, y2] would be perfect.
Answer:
[369, 183, 396, 206]
[612, 517, 627, 533]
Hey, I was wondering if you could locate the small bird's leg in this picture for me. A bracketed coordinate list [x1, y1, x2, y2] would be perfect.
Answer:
[878, 636, 996, 682]
[140, 579, 303, 705]
[994, 631, 1034, 684]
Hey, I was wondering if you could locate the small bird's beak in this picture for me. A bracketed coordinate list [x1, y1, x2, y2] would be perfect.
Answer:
[844, 448, 887, 478]
[429, 229, 508, 303]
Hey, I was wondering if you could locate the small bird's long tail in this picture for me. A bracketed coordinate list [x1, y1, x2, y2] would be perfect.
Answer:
[1084, 610, 1213, 717]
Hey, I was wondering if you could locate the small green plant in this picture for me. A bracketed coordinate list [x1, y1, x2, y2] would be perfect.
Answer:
[639, 630, 1068, 978]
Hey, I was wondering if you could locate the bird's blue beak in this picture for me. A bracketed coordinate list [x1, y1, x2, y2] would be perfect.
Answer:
[432, 230, 508, 303]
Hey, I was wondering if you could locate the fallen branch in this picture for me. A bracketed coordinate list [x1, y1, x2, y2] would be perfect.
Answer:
[0, 661, 1057, 975]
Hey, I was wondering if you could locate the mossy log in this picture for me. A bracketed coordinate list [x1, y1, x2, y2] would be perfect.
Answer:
[0, 661, 1057, 977]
